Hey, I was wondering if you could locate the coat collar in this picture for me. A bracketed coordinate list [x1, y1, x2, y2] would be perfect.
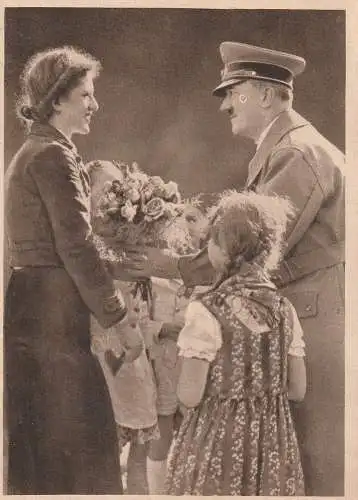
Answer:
[29, 122, 78, 153]
[245, 109, 308, 188]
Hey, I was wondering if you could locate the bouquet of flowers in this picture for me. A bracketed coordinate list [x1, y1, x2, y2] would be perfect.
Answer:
[90, 159, 197, 259]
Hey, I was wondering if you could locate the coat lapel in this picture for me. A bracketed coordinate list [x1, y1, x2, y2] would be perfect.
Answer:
[245, 109, 308, 188]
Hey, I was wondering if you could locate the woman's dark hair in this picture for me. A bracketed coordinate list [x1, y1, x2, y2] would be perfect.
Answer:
[17, 46, 101, 125]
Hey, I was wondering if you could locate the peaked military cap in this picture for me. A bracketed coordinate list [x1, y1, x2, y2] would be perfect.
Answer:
[213, 41, 306, 96]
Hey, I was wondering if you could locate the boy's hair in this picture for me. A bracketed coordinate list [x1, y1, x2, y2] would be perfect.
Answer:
[208, 190, 295, 272]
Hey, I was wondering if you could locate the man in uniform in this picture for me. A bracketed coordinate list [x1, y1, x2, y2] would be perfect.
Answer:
[127, 42, 345, 496]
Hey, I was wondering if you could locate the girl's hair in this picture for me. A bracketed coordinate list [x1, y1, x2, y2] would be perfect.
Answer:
[17, 46, 101, 126]
[208, 190, 295, 272]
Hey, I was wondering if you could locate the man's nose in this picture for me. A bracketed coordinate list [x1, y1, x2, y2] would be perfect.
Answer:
[219, 96, 230, 112]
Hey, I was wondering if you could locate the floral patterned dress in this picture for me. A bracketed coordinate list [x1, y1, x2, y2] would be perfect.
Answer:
[166, 268, 305, 496]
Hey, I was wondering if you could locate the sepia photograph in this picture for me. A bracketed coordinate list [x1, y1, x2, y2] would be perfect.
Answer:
[2, 5, 350, 497]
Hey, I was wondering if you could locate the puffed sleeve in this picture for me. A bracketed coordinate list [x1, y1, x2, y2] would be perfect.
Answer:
[286, 301, 306, 358]
[177, 300, 222, 362]
[28, 145, 127, 328]
[257, 147, 325, 254]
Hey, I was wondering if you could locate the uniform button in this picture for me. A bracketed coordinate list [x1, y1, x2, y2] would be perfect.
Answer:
[305, 305, 312, 311]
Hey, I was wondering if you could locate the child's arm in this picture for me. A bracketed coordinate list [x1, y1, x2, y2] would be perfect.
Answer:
[286, 299, 306, 402]
[287, 354, 306, 402]
[177, 357, 210, 408]
[176, 300, 222, 409]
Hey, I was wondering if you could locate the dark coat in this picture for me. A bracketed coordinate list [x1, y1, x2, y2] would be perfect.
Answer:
[179, 109, 345, 496]
[5, 122, 126, 328]
[4, 123, 124, 494]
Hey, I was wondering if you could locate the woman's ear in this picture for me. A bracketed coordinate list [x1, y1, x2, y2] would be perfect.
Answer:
[51, 96, 62, 114]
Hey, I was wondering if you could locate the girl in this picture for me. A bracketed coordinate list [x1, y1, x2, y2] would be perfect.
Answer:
[87, 158, 159, 495]
[87, 161, 209, 494]
[145, 203, 210, 494]
[91, 283, 158, 495]
[4, 46, 143, 495]
[166, 190, 306, 496]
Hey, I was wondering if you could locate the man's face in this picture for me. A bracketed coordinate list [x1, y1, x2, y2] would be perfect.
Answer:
[219, 81, 264, 140]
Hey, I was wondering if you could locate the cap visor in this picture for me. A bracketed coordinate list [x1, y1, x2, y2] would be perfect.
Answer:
[212, 78, 246, 96]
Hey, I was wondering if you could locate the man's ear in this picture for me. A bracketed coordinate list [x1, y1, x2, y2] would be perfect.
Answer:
[260, 85, 275, 108]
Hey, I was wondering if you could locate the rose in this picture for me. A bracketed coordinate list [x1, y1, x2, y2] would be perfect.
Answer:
[150, 176, 165, 187]
[142, 184, 155, 202]
[133, 171, 150, 186]
[126, 187, 141, 203]
[163, 181, 181, 202]
[143, 197, 166, 221]
[121, 201, 137, 222]
[127, 176, 141, 189]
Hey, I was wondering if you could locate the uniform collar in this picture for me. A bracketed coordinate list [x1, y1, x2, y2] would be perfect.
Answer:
[255, 114, 280, 150]
[245, 109, 308, 188]
[29, 122, 78, 153]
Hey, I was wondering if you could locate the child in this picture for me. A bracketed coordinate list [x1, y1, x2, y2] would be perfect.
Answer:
[86, 159, 209, 494]
[166, 190, 306, 496]
[142, 203, 210, 494]
[91, 282, 158, 495]
[87, 159, 159, 494]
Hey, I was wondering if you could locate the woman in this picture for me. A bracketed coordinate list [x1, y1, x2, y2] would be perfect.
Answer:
[4, 46, 142, 494]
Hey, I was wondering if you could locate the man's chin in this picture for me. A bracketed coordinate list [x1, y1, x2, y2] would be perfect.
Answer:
[231, 124, 240, 136]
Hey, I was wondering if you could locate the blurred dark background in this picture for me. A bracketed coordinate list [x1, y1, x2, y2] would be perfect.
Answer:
[5, 8, 345, 197]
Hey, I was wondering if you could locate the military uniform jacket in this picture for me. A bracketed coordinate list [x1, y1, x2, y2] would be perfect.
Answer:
[178, 108, 345, 496]
[5, 122, 125, 328]
[179, 109, 345, 291]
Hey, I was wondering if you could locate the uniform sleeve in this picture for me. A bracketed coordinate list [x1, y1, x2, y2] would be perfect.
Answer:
[257, 147, 325, 254]
[177, 300, 222, 362]
[178, 247, 217, 288]
[28, 145, 127, 328]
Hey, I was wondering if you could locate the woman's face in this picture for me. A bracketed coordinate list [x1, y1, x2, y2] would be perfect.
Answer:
[54, 73, 99, 137]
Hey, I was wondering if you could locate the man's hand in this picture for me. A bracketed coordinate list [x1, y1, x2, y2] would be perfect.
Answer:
[119, 245, 181, 279]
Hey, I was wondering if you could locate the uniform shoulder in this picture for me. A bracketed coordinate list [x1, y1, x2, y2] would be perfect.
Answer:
[270, 122, 345, 194]
[275, 121, 344, 168]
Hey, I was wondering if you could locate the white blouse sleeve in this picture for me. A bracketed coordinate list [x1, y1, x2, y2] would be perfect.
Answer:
[288, 305, 306, 358]
[177, 300, 222, 362]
